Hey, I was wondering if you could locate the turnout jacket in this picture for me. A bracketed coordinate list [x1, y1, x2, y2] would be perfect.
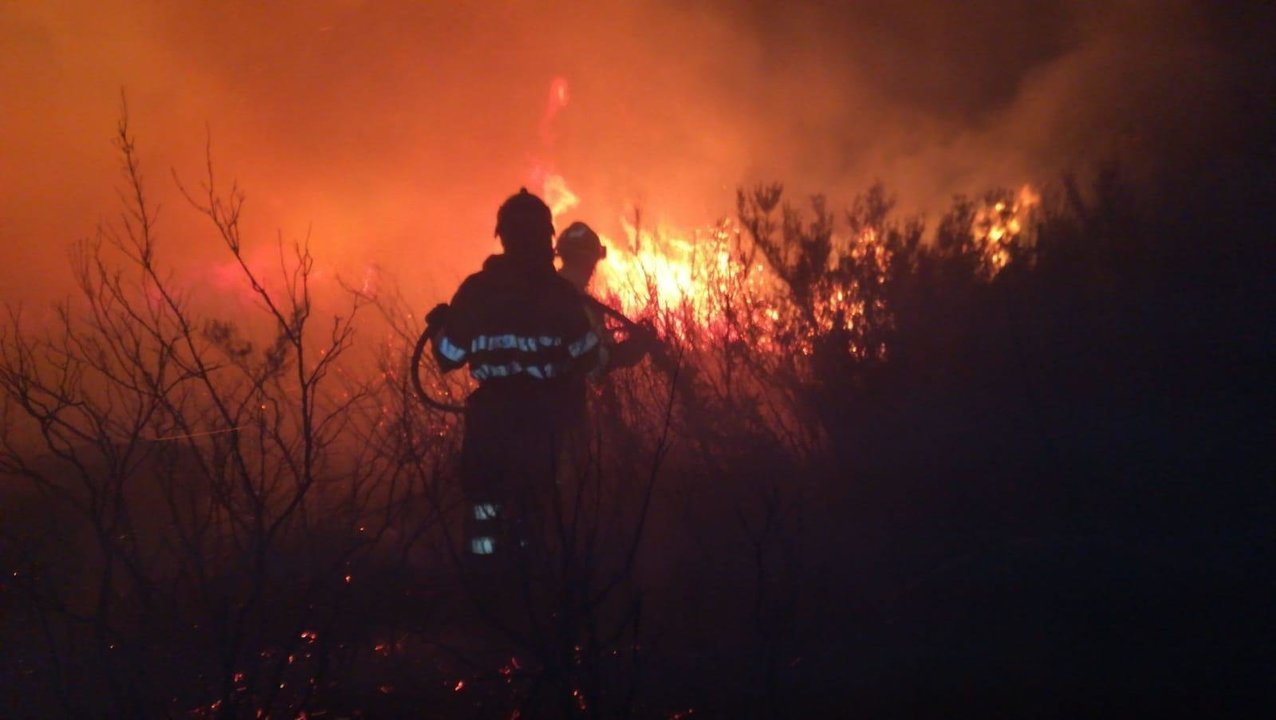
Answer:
[433, 253, 600, 383]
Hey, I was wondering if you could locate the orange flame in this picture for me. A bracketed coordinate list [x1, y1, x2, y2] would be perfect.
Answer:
[540, 76, 571, 146]
[973, 185, 1040, 278]
[533, 78, 1037, 354]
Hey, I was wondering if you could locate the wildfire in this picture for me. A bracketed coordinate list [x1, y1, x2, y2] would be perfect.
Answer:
[532, 76, 776, 342]
[532, 78, 1038, 357]
[593, 217, 771, 332]
[541, 168, 1037, 358]
[972, 185, 1040, 278]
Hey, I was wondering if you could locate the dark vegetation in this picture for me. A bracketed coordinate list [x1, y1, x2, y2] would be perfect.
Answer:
[1, 114, 1271, 718]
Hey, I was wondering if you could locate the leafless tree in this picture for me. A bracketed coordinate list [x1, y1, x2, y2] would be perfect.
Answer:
[0, 106, 451, 718]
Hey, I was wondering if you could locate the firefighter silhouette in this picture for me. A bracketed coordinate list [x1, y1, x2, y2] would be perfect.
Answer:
[427, 189, 601, 562]
[556, 221, 654, 373]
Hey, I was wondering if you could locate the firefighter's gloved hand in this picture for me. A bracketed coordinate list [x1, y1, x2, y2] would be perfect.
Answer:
[425, 303, 450, 334]
[611, 321, 659, 369]
[633, 320, 659, 350]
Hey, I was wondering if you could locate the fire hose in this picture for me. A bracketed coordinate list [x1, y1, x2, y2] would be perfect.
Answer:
[409, 295, 649, 414]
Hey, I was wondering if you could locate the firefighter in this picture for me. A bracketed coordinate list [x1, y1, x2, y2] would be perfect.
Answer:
[556, 221, 607, 292]
[555, 221, 653, 373]
[426, 189, 600, 560]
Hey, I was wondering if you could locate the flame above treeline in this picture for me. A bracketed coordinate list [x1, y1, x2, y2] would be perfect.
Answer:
[540, 167, 1037, 353]
[530, 77, 1039, 354]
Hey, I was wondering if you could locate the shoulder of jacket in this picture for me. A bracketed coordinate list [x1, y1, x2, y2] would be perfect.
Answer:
[453, 269, 493, 297]
[544, 272, 586, 298]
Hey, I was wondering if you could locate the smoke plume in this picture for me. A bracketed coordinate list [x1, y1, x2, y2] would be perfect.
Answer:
[2, 0, 1270, 306]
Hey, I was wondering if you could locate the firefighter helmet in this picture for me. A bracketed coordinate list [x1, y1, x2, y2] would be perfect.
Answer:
[495, 188, 554, 259]
[556, 221, 606, 263]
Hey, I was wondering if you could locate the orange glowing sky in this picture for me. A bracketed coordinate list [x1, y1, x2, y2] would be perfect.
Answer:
[2, 1, 1269, 310]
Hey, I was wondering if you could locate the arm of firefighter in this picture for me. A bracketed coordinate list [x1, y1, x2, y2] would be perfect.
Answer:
[431, 324, 470, 372]
[431, 331, 468, 373]
[426, 302, 468, 373]
[565, 323, 602, 375]
[608, 337, 648, 369]
[582, 302, 610, 379]
[608, 320, 656, 370]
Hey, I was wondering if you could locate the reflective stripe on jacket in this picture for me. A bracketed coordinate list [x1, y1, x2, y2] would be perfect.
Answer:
[432, 253, 599, 383]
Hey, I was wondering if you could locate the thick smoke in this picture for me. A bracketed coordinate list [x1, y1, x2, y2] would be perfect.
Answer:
[1, 0, 1270, 307]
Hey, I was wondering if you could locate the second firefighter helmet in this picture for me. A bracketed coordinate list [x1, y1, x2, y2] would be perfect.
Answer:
[556, 221, 606, 264]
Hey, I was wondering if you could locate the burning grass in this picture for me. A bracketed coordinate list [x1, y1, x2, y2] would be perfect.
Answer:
[545, 171, 1039, 366]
